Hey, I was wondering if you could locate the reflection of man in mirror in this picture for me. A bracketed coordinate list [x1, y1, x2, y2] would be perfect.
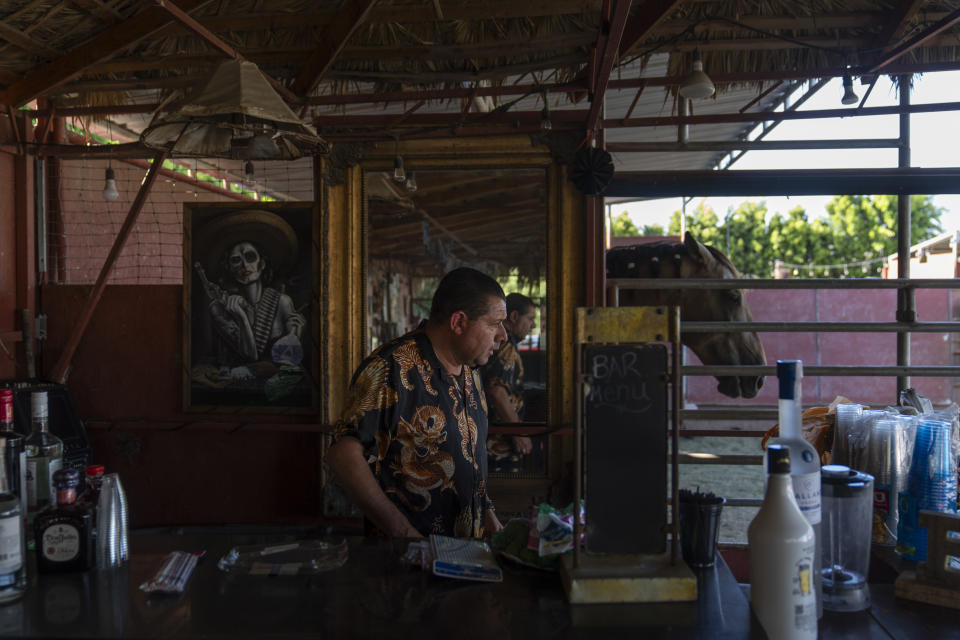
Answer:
[481, 293, 536, 473]
[192, 209, 305, 397]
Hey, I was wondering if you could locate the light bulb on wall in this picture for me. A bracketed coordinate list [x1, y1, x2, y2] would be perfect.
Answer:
[102, 167, 119, 202]
[393, 155, 406, 183]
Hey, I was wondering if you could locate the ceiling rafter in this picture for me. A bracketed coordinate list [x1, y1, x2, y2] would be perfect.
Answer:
[0, 0, 73, 59]
[0, 0, 215, 107]
[617, 0, 680, 59]
[291, 0, 381, 97]
[153, 0, 299, 103]
[0, 21, 59, 58]
[869, 8, 960, 73]
[875, 0, 926, 47]
[81, 33, 598, 74]
[69, 0, 124, 25]
[146, 0, 601, 39]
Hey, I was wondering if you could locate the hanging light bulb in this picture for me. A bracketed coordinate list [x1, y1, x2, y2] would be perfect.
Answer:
[841, 74, 859, 105]
[393, 155, 406, 183]
[244, 160, 255, 184]
[679, 52, 715, 99]
[102, 167, 119, 201]
[405, 171, 417, 193]
[540, 95, 552, 131]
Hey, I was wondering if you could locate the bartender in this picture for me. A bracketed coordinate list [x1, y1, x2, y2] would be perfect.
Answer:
[326, 267, 507, 538]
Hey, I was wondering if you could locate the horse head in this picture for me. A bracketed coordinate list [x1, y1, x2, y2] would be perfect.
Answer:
[606, 231, 767, 399]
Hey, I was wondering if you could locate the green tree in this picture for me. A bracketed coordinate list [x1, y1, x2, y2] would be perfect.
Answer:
[610, 211, 639, 236]
[824, 195, 943, 275]
[665, 195, 943, 278]
[641, 223, 665, 236]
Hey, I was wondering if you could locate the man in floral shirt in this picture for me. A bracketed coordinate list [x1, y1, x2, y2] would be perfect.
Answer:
[327, 267, 507, 538]
[481, 293, 537, 473]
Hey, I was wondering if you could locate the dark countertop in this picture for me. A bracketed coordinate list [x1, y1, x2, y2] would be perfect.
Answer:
[1, 530, 957, 639]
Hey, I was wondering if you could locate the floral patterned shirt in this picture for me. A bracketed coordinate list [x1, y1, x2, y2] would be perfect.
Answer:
[333, 331, 493, 538]
[480, 331, 525, 422]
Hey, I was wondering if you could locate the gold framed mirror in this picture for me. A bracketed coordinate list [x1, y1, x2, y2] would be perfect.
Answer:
[320, 135, 584, 513]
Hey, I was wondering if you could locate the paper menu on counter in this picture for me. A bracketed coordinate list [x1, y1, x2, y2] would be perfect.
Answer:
[429, 534, 503, 583]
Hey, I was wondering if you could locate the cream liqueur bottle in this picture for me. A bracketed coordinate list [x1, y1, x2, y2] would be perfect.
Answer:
[766, 359, 822, 618]
[749, 444, 818, 640]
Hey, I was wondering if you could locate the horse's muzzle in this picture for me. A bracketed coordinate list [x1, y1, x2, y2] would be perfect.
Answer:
[717, 375, 763, 399]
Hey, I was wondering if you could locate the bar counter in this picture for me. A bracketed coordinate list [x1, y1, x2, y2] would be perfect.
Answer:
[1, 529, 957, 638]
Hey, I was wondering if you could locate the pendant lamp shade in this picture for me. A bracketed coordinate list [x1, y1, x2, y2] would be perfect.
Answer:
[679, 59, 715, 99]
[141, 59, 326, 159]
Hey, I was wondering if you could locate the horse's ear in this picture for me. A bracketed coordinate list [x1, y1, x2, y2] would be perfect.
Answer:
[684, 231, 713, 266]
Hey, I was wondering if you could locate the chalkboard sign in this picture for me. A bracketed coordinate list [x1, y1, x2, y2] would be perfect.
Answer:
[584, 344, 668, 554]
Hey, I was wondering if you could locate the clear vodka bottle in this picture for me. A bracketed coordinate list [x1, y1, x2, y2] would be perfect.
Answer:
[0, 437, 26, 603]
[25, 391, 64, 532]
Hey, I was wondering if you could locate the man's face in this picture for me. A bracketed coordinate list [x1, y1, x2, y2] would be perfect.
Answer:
[511, 306, 537, 340]
[228, 242, 262, 285]
[454, 295, 507, 367]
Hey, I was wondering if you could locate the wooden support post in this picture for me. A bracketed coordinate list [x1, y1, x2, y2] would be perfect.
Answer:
[49, 150, 168, 384]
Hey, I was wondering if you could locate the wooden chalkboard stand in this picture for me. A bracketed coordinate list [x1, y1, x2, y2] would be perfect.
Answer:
[559, 306, 697, 604]
[894, 510, 960, 609]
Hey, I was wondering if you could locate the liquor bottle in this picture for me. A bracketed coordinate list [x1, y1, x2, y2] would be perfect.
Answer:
[0, 390, 27, 520]
[82, 465, 105, 543]
[35, 468, 94, 573]
[749, 444, 818, 640]
[25, 391, 64, 530]
[766, 360, 822, 618]
[0, 437, 27, 603]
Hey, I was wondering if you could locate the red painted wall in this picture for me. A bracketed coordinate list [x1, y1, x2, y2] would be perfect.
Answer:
[42, 285, 322, 528]
[686, 288, 955, 407]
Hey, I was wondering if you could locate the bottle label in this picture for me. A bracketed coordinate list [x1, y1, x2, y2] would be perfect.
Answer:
[792, 546, 818, 633]
[0, 515, 22, 573]
[27, 457, 62, 509]
[792, 472, 821, 525]
[18, 450, 27, 510]
[25, 461, 36, 509]
[41, 523, 80, 562]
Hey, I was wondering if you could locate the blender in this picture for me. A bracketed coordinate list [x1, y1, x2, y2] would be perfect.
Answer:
[821, 465, 874, 611]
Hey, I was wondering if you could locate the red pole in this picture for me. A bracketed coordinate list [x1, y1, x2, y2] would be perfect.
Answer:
[49, 150, 168, 384]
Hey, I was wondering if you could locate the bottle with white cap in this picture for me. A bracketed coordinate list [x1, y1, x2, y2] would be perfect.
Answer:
[749, 444, 818, 640]
[24, 391, 64, 533]
[766, 360, 822, 618]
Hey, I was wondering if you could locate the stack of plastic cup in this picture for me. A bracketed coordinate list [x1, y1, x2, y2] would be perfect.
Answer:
[897, 419, 957, 561]
[864, 417, 903, 545]
[96, 473, 129, 569]
[833, 404, 863, 466]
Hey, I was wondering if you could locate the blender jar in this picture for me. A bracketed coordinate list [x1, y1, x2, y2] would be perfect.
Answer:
[821, 465, 874, 612]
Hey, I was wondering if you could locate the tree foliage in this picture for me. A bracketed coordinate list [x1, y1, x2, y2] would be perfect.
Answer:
[660, 195, 943, 277]
[610, 211, 639, 236]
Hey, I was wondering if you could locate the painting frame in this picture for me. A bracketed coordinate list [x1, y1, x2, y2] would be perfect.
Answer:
[183, 201, 319, 414]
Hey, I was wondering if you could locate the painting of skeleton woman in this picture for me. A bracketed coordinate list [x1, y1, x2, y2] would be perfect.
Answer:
[183, 202, 317, 412]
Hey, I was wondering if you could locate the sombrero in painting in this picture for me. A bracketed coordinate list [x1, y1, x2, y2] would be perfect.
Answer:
[194, 209, 299, 278]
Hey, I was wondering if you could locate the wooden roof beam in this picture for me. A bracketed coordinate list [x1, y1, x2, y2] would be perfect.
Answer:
[586, 0, 633, 134]
[291, 0, 378, 98]
[869, 8, 960, 73]
[0, 20, 59, 58]
[0, 0, 214, 107]
[69, 0, 124, 25]
[617, 0, 681, 59]
[875, 0, 926, 48]
[153, 0, 299, 103]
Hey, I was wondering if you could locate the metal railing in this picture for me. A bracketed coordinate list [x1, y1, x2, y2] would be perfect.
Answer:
[609, 276, 960, 543]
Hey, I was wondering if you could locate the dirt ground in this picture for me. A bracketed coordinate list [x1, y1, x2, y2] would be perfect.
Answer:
[677, 434, 766, 545]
